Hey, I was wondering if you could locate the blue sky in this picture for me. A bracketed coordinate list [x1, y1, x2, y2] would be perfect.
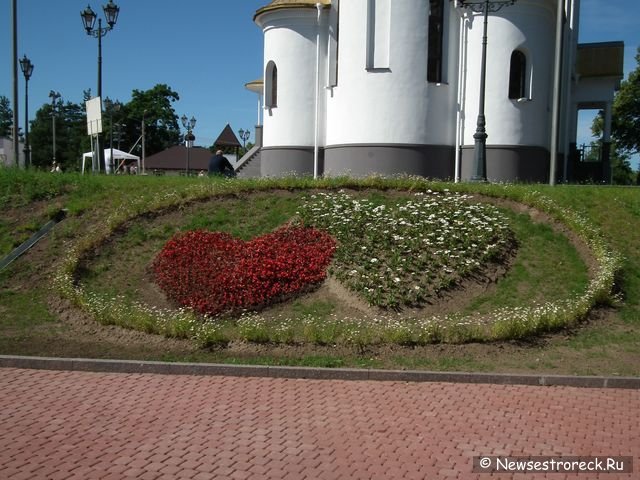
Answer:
[1, 0, 639, 162]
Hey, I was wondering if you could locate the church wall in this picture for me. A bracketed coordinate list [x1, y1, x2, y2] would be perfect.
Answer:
[461, 0, 556, 149]
[259, 10, 319, 150]
[254, 0, 577, 181]
[325, 0, 456, 146]
[324, 144, 454, 178]
[461, 146, 550, 183]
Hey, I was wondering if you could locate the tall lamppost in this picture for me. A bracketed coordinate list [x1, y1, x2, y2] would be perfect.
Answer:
[458, 0, 516, 182]
[181, 115, 196, 176]
[49, 91, 62, 166]
[11, 0, 19, 167]
[238, 128, 250, 153]
[19, 55, 34, 169]
[81, 1, 120, 172]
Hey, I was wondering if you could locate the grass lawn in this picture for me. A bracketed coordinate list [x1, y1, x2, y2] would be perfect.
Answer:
[0, 169, 637, 375]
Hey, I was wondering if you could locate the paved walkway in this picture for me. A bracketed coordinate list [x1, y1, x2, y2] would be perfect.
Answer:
[0, 367, 638, 479]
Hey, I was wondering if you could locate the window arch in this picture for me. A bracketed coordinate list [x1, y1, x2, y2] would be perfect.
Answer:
[508, 50, 527, 100]
[265, 61, 278, 108]
[427, 0, 445, 83]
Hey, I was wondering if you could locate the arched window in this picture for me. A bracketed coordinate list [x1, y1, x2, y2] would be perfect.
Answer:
[508, 50, 527, 99]
[265, 61, 278, 108]
[427, 0, 445, 83]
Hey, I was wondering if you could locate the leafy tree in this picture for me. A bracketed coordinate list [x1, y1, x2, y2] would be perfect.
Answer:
[599, 143, 637, 185]
[610, 48, 640, 156]
[29, 101, 90, 171]
[27, 84, 181, 170]
[589, 47, 640, 183]
[120, 84, 181, 156]
[0, 96, 13, 138]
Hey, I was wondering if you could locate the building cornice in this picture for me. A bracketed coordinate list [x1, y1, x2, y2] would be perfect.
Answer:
[254, 0, 330, 22]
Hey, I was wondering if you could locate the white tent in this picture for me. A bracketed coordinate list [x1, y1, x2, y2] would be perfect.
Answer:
[82, 148, 141, 174]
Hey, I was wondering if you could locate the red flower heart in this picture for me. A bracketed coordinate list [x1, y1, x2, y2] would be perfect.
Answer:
[153, 225, 336, 316]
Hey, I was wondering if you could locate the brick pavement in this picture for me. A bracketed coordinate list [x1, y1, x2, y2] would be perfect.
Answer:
[0, 367, 638, 479]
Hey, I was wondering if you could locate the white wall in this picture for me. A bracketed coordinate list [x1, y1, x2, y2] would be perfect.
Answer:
[258, 10, 323, 148]
[325, 0, 457, 147]
[258, 0, 567, 154]
[461, 0, 556, 148]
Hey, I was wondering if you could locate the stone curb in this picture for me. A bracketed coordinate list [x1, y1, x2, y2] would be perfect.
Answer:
[1, 355, 638, 389]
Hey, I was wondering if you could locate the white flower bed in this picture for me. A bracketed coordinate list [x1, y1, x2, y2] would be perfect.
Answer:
[297, 190, 513, 308]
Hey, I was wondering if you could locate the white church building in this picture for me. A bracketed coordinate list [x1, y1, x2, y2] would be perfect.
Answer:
[240, 0, 623, 183]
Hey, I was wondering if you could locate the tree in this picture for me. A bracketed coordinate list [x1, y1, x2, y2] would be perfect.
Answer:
[120, 84, 181, 156]
[610, 47, 640, 157]
[591, 47, 639, 182]
[26, 84, 181, 170]
[590, 47, 640, 185]
[29, 101, 90, 171]
[0, 96, 13, 138]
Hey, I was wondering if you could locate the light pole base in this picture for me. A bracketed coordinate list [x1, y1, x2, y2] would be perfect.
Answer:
[469, 132, 488, 183]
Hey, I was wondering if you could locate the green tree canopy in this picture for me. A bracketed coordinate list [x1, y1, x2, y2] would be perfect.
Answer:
[29, 101, 90, 171]
[611, 48, 640, 156]
[593, 47, 640, 156]
[589, 49, 640, 184]
[120, 84, 181, 156]
[0, 96, 13, 138]
[26, 84, 182, 170]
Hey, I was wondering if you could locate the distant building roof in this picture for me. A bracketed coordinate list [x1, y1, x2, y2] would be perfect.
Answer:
[144, 145, 211, 171]
[577, 42, 625, 79]
[214, 124, 242, 148]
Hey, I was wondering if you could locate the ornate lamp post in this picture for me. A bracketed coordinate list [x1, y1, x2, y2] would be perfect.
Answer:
[238, 128, 250, 152]
[49, 91, 62, 166]
[19, 55, 34, 169]
[181, 115, 196, 175]
[81, 1, 120, 172]
[458, 0, 516, 182]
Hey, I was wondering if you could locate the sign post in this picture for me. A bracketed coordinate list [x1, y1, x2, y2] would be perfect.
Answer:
[85, 97, 103, 173]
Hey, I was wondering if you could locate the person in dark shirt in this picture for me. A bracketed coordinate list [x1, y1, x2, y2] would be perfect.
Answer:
[208, 150, 235, 177]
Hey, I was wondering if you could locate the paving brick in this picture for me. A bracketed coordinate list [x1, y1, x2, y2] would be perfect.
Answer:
[0, 368, 638, 480]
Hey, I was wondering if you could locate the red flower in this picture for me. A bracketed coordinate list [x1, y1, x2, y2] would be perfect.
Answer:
[152, 226, 336, 316]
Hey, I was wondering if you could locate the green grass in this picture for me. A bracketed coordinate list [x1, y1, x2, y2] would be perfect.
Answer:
[565, 325, 640, 349]
[0, 169, 637, 374]
[0, 289, 55, 329]
[463, 209, 589, 313]
[390, 355, 491, 372]
[182, 194, 301, 240]
[539, 187, 640, 328]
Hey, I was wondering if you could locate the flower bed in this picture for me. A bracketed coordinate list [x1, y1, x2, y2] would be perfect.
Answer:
[52, 177, 621, 346]
[152, 225, 336, 316]
[298, 190, 513, 308]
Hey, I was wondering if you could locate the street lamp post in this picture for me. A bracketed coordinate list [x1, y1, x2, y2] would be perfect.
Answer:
[238, 128, 250, 153]
[19, 55, 34, 169]
[81, 1, 120, 172]
[49, 91, 62, 166]
[181, 115, 196, 176]
[11, 0, 19, 167]
[458, 0, 516, 182]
